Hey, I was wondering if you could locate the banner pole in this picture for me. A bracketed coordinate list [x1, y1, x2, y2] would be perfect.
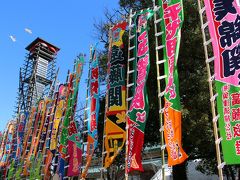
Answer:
[152, 0, 166, 179]
[81, 46, 93, 180]
[100, 26, 112, 180]
[125, 9, 134, 180]
[42, 93, 58, 179]
[197, 0, 223, 179]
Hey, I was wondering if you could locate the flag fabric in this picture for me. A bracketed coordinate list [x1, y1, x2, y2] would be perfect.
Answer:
[38, 100, 53, 152]
[58, 57, 84, 178]
[16, 112, 29, 159]
[57, 74, 75, 177]
[28, 99, 50, 172]
[0, 125, 10, 165]
[0, 121, 16, 179]
[82, 46, 100, 178]
[50, 85, 67, 151]
[158, 0, 188, 166]
[67, 56, 84, 176]
[0, 122, 15, 166]
[21, 107, 36, 157]
[0, 57, 84, 178]
[21, 107, 36, 176]
[126, 9, 153, 173]
[42, 92, 58, 179]
[104, 21, 127, 168]
[203, 0, 240, 164]
[23, 99, 46, 176]
[0, 129, 7, 161]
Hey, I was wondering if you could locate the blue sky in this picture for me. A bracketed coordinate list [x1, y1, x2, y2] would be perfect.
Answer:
[0, 0, 119, 131]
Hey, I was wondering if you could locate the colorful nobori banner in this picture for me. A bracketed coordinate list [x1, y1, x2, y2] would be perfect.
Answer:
[158, 0, 188, 165]
[16, 112, 29, 159]
[127, 9, 153, 173]
[104, 21, 127, 168]
[82, 46, 100, 178]
[203, 0, 240, 164]
[0, 128, 8, 164]
[50, 84, 67, 151]
[58, 56, 84, 178]
[23, 99, 49, 175]
[0, 122, 15, 167]
[57, 73, 75, 178]
[41, 92, 58, 180]
[67, 56, 84, 177]
[21, 106, 36, 157]
[204, 0, 240, 85]
[216, 82, 240, 164]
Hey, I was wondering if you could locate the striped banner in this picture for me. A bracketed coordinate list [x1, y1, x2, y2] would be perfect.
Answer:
[67, 56, 84, 177]
[23, 99, 46, 176]
[21, 106, 36, 158]
[0, 121, 16, 178]
[127, 9, 153, 173]
[104, 21, 127, 168]
[43, 90, 62, 179]
[16, 112, 29, 159]
[82, 46, 100, 178]
[58, 57, 84, 178]
[50, 85, 67, 151]
[57, 73, 75, 178]
[159, 0, 188, 165]
[203, 0, 240, 164]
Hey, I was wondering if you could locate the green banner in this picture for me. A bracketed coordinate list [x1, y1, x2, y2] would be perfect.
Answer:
[158, 0, 188, 165]
[127, 9, 153, 173]
[216, 81, 240, 164]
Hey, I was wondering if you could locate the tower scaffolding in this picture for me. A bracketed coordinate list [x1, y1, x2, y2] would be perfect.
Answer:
[16, 38, 60, 114]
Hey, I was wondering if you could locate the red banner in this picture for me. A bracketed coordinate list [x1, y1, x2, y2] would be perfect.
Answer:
[67, 140, 82, 176]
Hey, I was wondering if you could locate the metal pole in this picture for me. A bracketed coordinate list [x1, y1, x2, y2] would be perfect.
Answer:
[197, 0, 224, 179]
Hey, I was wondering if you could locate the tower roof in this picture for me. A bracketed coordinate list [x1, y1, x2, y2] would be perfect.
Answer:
[25, 37, 60, 53]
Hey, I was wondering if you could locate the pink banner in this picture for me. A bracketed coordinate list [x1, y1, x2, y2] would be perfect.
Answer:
[204, 0, 240, 85]
[67, 140, 82, 176]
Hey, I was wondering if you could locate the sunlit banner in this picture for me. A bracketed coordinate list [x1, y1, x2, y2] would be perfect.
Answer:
[50, 85, 67, 151]
[159, 0, 188, 166]
[203, 0, 240, 164]
[16, 112, 29, 159]
[23, 99, 48, 175]
[127, 9, 153, 173]
[57, 73, 74, 178]
[21, 106, 36, 157]
[0, 121, 15, 178]
[67, 56, 84, 176]
[44, 86, 66, 178]
[82, 46, 100, 178]
[21, 106, 36, 175]
[0, 122, 15, 167]
[104, 21, 127, 168]
[42, 92, 58, 179]
[58, 56, 84, 178]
